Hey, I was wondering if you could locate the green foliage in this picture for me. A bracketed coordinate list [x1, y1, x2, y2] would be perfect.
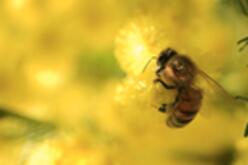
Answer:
[77, 50, 125, 83]
[0, 108, 56, 141]
[172, 146, 236, 165]
[238, 0, 248, 16]
[219, 0, 248, 16]
[244, 123, 248, 137]
[238, 36, 248, 51]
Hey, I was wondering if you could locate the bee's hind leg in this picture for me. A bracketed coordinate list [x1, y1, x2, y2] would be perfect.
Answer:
[158, 104, 167, 113]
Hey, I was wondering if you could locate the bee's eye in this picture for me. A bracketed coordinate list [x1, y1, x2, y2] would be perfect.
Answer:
[157, 48, 177, 66]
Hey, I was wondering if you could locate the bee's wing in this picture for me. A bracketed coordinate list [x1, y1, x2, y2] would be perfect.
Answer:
[193, 69, 246, 116]
[197, 69, 236, 102]
[115, 17, 165, 76]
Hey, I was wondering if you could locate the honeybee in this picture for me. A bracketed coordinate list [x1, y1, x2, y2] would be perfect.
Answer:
[115, 19, 247, 128]
[151, 48, 241, 128]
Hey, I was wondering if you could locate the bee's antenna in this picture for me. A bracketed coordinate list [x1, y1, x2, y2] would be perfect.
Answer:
[142, 56, 157, 73]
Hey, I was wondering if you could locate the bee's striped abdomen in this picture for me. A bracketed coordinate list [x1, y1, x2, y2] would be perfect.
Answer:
[166, 87, 202, 128]
[166, 107, 198, 128]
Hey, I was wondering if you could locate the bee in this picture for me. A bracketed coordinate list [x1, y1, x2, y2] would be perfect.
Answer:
[146, 47, 248, 128]
[152, 48, 203, 128]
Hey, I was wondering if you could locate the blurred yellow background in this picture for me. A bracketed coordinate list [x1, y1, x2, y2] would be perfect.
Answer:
[0, 0, 248, 165]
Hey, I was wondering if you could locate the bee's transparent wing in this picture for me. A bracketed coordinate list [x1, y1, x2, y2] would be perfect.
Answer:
[115, 17, 165, 76]
[198, 69, 236, 102]
[194, 69, 247, 117]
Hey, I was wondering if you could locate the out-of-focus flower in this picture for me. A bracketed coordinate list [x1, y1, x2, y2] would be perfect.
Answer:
[0, 0, 248, 165]
[113, 1, 248, 165]
[23, 134, 110, 165]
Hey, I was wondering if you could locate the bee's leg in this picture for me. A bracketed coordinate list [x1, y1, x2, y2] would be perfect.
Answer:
[155, 66, 164, 77]
[158, 104, 167, 113]
[153, 78, 176, 90]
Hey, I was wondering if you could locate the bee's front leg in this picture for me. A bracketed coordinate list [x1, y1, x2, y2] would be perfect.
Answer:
[153, 78, 176, 90]
[155, 66, 164, 77]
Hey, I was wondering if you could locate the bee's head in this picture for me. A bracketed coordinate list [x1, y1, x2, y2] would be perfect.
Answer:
[157, 48, 177, 67]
